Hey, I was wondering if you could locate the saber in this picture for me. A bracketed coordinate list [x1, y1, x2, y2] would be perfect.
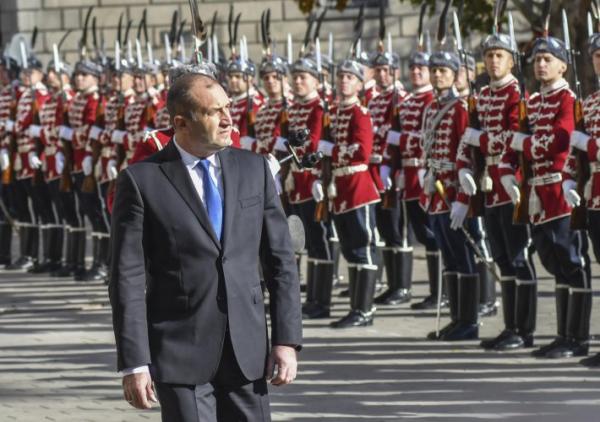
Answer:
[434, 180, 501, 282]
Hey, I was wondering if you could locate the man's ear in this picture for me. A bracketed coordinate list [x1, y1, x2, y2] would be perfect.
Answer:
[172, 115, 187, 131]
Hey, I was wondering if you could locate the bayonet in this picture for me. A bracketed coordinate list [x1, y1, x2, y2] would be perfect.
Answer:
[52, 43, 61, 74]
[315, 37, 322, 73]
[287, 33, 292, 64]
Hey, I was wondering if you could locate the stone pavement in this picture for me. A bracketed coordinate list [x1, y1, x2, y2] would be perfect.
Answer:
[0, 247, 599, 421]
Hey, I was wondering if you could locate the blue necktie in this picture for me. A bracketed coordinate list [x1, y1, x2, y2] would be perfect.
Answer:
[197, 159, 223, 240]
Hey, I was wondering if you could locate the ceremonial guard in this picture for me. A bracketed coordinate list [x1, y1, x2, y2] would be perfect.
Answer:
[500, 10, 591, 358]
[9, 45, 51, 270]
[562, 10, 600, 365]
[421, 3, 480, 341]
[317, 55, 380, 327]
[457, 8, 537, 350]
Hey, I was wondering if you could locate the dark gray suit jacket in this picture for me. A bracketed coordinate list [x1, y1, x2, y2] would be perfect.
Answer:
[109, 140, 302, 385]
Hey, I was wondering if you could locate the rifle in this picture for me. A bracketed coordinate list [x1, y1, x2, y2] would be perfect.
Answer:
[453, 11, 484, 217]
[383, 33, 400, 210]
[508, 12, 532, 224]
[314, 38, 332, 223]
[563, 9, 589, 230]
[2, 83, 17, 185]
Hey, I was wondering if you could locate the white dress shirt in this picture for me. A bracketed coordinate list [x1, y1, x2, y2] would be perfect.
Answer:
[120, 138, 223, 377]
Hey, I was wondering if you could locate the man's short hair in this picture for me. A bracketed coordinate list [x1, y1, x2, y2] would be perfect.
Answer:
[167, 73, 217, 121]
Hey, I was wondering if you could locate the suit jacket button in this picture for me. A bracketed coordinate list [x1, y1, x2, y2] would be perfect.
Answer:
[222, 257, 227, 263]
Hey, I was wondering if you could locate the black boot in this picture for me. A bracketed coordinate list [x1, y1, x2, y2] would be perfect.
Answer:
[303, 261, 334, 319]
[51, 227, 76, 277]
[532, 286, 569, 357]
[331, 266, 377, 328]
[330, 240, 343, 287]
[412, 251, 445, 310]
[6, 224, 35, 270]
[73, 228, 87, 279]
[511, 280, 537, 349]
[580, 353, 600, 367]
[478, 260, 498, 317]
[427, 272, 458, 339]
[374, 248, 385, 293]
[79, 233, 109, 281]
[373, 248, 396, 304]
[29, 225, 62, 273]
[442, 273, 479, 341]
[375, 248, 412, 305]
[481, 277, 516, 349]
[301, 260, 316, 316]
[0, 222, 12, 266]
[546, 289, 591, 359]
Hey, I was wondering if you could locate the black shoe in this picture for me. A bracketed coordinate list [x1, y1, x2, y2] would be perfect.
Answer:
[441, 322, 479, 341]
[51, 264, 76, 277]
[302, 303, 330, 319]
[427, 321, 457, 340]
[531, 337, 567, 358]
[6, 256, 35, 270]
[374, 288, 411, 305]
[77, 265, 107, 282]
[494, 332, 533, 351]
[545, 339, 589, 359]
[411, 295, 447, 310]
[480, 329, 514, 350]
[338, 288, 350, 297]
[330, 309, 373, 328]
[478, 301, 498, 317]
[580, 353, 600, 367]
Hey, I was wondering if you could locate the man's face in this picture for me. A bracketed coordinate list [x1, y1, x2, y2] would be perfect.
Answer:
[0, 66, 9, 85]
[261, 72, 282, 98]
[75, 73, 98, 92]
[484, 49, 514, 81]
[431, 66, 455, 92]
[534, 52, 567, 84]
[373, 65, 393, 89]
[337, 72, 361, 99]
[179, 81, 233, 153]
[120, 73, 134, 92]
[47, 70, 61, 89]
[455, 66, 474, 91]
[409, 64, 430, 88]
[21, 68, 43, 87]
[593, 50, 600, 76]
[226, 72, 248, 95]
[292, 72, 318, 97]
[134, 74, 146, 94]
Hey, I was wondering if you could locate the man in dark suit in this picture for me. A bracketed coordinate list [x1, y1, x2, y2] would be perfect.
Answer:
[109, 69, 302, 422]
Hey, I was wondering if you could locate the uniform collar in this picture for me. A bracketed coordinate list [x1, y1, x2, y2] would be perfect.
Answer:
[490, 73, 517, 90]
[82, 85, 98, 95]
[413, 84, 433, 94]
[294, 90, 319, 104]
[540, 77, 568, 95]
[339, 96, 359, 108]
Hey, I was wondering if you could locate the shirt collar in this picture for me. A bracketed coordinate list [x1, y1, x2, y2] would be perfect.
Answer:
[413, 84, 433, 94]
[173, 137, 219, 169]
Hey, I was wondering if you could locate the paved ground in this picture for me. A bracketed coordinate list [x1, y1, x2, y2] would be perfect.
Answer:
[0, 248, 599, 421]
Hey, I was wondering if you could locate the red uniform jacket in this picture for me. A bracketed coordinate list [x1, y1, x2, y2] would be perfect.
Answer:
[253, 98, 286, 155]
[66, 87, 101, 173]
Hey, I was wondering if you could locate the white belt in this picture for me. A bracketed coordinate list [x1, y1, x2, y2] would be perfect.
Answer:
[44, 145, 57, 155]
[590, 162, 600, 173]
[528, 172, 562, 186]
[332, 164, 368, 177]
[427, 159, 455, 171]
[402, 158, 423, 167]
[485, 155, 502, 166]
[17, 144, 32, 154]
[369, 154, 383, 164]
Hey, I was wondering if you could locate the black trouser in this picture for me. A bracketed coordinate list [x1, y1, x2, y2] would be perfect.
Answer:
[405, 199, 438, 252]
[290, 200, 332, 260]
[13, 178, 33, 223]
[484, 203, 536, 281]
[429, 212, 476, 274]
[73, 172, 108, 233]
[375, 195, 403, 247]
[154, 331, 271, 422]
[30, 179, 56, 225]
[47, 179, 79, 227]
[532, 216, 591, 289]
[333, 204, 377, 265]
[589, 210, 600, 265]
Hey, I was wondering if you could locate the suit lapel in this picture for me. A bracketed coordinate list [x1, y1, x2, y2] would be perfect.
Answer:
[158, 141, 221, 249]
[218, 148, 239, 249]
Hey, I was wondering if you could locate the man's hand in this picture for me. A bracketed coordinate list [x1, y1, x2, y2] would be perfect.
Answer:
[122, 372, 158, 409]
[266, 345, 298, 386]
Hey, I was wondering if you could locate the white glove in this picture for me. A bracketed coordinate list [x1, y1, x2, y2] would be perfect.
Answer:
[562, 179, 581, 208]
[386, 130, 401, 146]
[107, 159, 118, 180]
[82, 156, 93, 176]
[0, 148, 9, 170]
[240, 136, 255, 150]
[450, 201, 469, 230]
[458, 168, 477, 196]
[55, 151, 65, 175]
[4, 119, 14, 132]
[58, 125, 73, 141]
[311, 180, 325, 202]
[266, 153, 281, 177]
[28, 152, 42, 169]
[273, 136, 288, 152]
[317, 140, 335, 157]
[28, 124, 42, 138]
[570, 130, 590, 152]
[89, 125, 103, 141]
[380, 165, 392, 190]
[418, 168, 426, 188]
[500, 174, 520, 204]
[462, 127, 482, 147]
[510, 132, 527, 152]
[111, 129, 127, 144]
